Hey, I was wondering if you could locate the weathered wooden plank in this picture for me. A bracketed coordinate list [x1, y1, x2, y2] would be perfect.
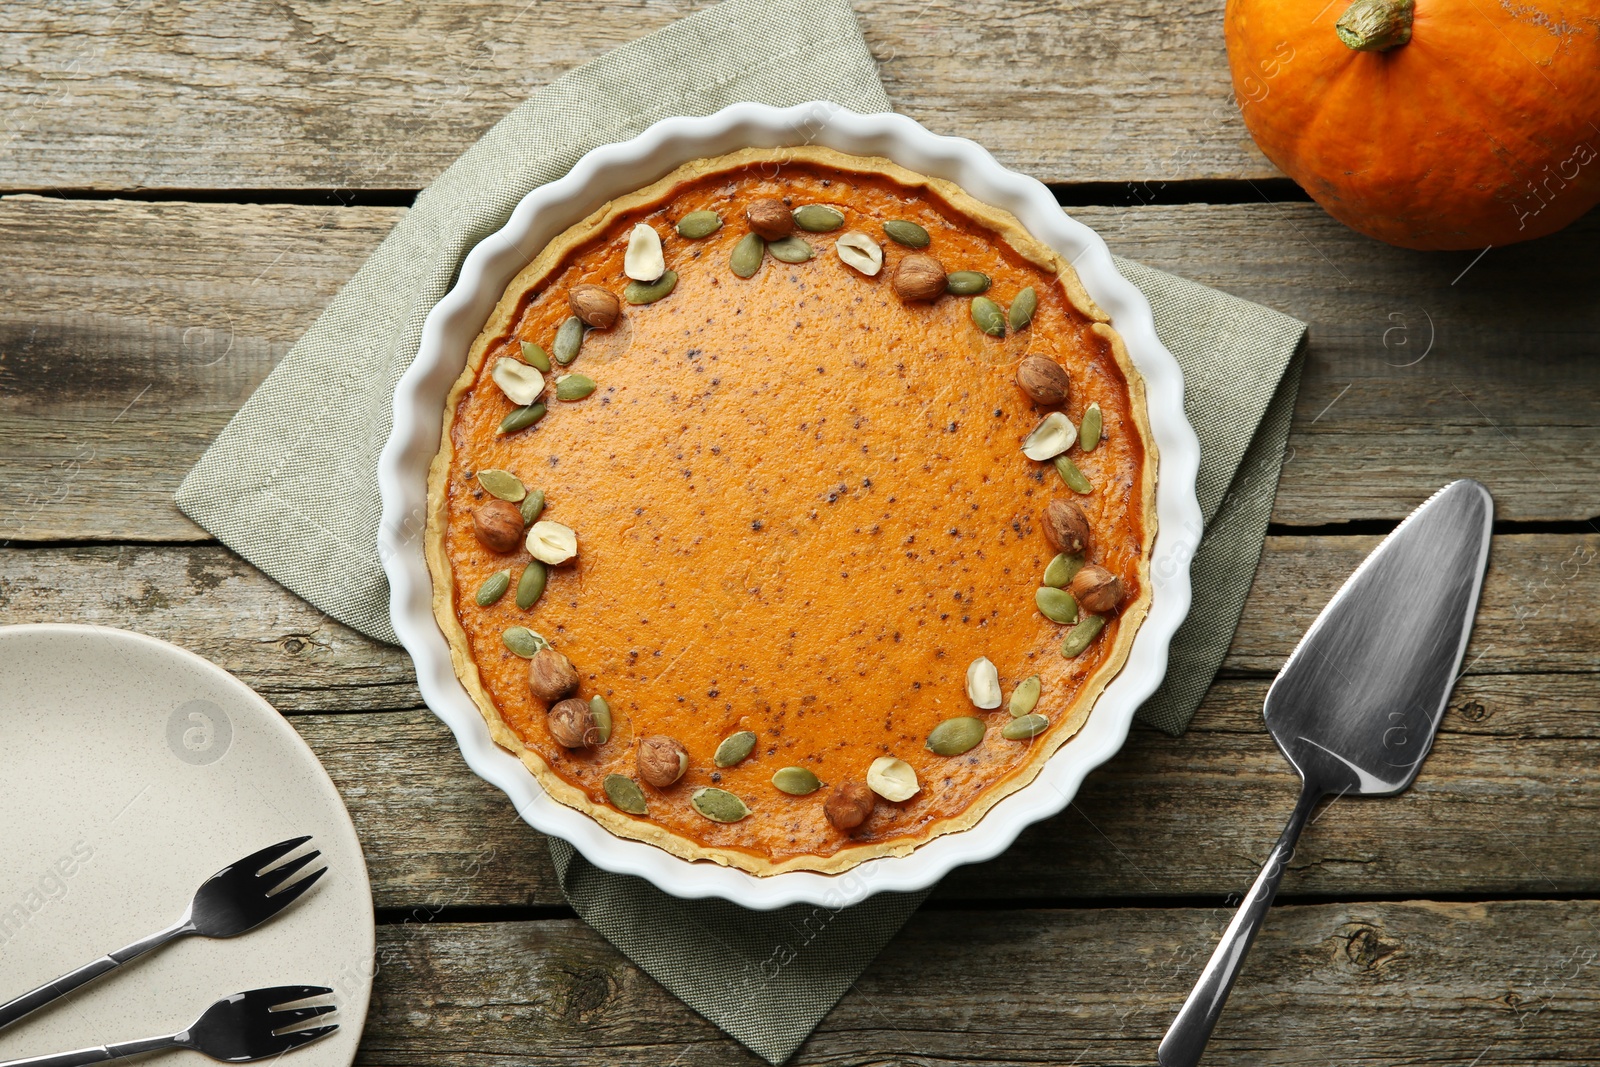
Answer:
[5, 538, 1592, 904]
[298, 707, 555, 910]
[0, 545, 420, 712]
[1094, 203, 1600, 528]
[356, 902, 1600, 1065]
[3, 196, 1594, 540]
[1196, 672, 1600, 741]
[294, 669, 1600, 908]
[1226, 535, 1598, 678]
[0, 196, 400, 542]
[0, 0, 1268, 192]
[1, 534, 1591, 706]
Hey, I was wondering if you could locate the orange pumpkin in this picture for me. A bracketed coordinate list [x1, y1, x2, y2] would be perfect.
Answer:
[1225, 0, 1600, 250]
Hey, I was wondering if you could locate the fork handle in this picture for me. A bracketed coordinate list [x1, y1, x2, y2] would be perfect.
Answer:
[1158, 780, 1321, 1067]
[0, 1035, 176, 1067]
[0, 920, 191, 1032]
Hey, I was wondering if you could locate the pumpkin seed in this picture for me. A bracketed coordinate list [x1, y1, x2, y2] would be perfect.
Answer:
[926, 716, 986, 756]
[624, 269, 678, 304]
[515, 560, 548, 609]
[476, 469, 525, 502]
[555, 373, 596, 401]
[867, 756, 920, 802]
[502, 625, 547, 658]
[1060, 614, 1105, 658]
[714, 730, 757, 767]
[730, 233, 765, 278]
[767, 235, 814, 263]
[971, 296, 1006, 337]
[519, 489, 546, 525]
[1008, 287, 1038, 330]
[553, 315, 584, 365]
[1043, 552, 1084, 588]
[518, 340, 552, 371]
[1035, 586, 1079, 625]
[691, 787, 751, 823]
[966, 656, 1002, 709]
[1053, 454, 1093, 494]
[793, 205, 845, 232]
[590, 696, 613, 744]
[1002, 714, 1049, 740]
[882, 219, 931, 248]
[1009, 675, 1041, 718]
[475, 570, 511, 606]
[676, 210, 723, 239]
[491, 357, 545, 406]
[946, 270, 991, 295]
[604, 774, 648, 814]
[498, 403, 547, 434]
[1022, 411, 1077, 460]
[1079, 402, 1103, 454]
[771, 766, 822, 795]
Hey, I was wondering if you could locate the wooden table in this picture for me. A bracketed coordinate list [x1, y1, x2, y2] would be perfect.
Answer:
[3, 3, 1597, 1063]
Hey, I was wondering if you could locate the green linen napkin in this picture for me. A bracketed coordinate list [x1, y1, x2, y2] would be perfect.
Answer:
[1117, 257, 1305, 735]
[176, 0, 1305, 1060]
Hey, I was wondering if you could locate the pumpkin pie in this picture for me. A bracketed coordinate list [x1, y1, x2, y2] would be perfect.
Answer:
[426, 146, 1156, 875]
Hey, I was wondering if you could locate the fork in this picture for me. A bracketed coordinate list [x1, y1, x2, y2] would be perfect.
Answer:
[0, 838, 326, 1032]
[0, 985, 337, 1066]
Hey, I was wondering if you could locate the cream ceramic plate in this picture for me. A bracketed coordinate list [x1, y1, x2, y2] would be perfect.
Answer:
[379, 103, 1203, 908]
[0, 625, 372, 1066]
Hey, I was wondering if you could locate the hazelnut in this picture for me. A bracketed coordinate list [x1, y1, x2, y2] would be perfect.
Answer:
[1070, 564, 1125, 614]
[1016, 356, 1071, 407]
[824, 781, 875, 831]
[568, 285, 620, 329]
[1043, 499, 1092, 556]
[637, 734, 689, 787]
[745, 198, 794, 240]
[528, 648, 579, 702]
[472, 499, 524, 553]
[547, 697, 598, 748]
[891, 254, 946, 303]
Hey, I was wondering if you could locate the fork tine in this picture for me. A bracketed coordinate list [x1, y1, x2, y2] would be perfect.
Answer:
[271, 1003, 338, 1029]
[266, 865, 327, 909]
[235, 836, 313, 876]
[254, 985, 333, 1006]
[260, 848, 321, 886]
[273, 1024, 339, 1052]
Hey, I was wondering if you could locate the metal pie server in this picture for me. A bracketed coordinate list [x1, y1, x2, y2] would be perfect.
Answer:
[1158, 479, 1494, 1067]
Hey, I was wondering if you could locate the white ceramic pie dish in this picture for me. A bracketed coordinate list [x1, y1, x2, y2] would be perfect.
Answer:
[378, 103, 1202, 909]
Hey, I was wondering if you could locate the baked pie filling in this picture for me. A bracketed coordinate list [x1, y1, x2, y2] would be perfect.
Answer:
[426, 147, 1156, 875]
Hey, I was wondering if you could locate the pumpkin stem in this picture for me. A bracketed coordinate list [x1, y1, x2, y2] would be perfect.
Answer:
[1336, 0, 1414, 52]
